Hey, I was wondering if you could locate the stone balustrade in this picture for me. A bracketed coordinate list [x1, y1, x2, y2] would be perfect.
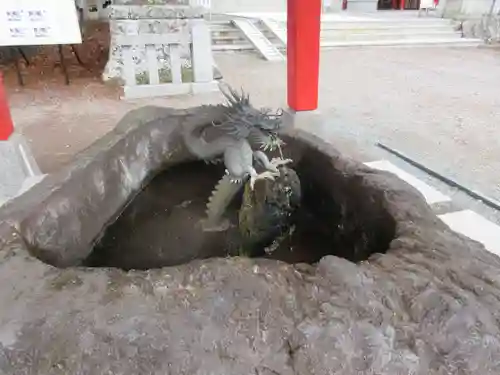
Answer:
[103, 0, 209, 86]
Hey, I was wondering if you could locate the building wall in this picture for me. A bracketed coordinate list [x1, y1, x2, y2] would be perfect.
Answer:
[443, 0, 499, 16]
[462, 0, 498, 14]
[345, 0, 378, 12]
[210, 0, 287, 13]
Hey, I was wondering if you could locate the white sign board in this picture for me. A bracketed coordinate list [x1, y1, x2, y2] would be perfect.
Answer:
[0, 0, 82, 47]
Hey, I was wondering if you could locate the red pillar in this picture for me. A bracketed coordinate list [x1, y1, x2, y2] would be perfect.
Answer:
[287, 0, 322, 112]
[0, 74, 14, 141]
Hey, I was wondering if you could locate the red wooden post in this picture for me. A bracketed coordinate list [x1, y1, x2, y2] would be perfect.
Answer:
[0, 74, 14, 141]
[287, 0, 322, 112]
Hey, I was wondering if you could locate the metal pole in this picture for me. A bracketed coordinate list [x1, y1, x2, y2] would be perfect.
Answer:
[377, 142, 500, 212]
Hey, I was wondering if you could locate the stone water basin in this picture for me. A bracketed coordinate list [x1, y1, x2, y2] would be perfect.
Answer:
[0, 105, 499, 374]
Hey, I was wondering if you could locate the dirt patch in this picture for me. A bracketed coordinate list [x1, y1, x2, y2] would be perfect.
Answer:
[1, 20, 110, 87]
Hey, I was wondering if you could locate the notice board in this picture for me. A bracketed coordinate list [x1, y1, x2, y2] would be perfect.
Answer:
[0, 0, 82, 47]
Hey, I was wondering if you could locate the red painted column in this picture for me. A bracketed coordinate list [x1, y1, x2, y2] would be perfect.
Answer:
[287, 0, 322, 111]
[0, 74, 14, 141]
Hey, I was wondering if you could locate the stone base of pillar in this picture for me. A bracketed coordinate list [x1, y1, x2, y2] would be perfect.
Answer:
[0, 133, 46, 207]
[282, 108, 324, 129]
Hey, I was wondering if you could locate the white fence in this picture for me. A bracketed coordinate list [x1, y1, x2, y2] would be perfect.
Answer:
[116, 19, 218, 99]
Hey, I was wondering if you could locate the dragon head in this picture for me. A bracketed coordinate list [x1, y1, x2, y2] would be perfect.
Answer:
[217, 84, 284, 151]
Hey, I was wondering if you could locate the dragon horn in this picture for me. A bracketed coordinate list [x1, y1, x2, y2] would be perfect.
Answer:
[227, 85, 241, 103]
[226, 86, 245, 108]
[241, 88, 250, 106]
[220, 83, 239, 107]
[233, 87, 247, 108]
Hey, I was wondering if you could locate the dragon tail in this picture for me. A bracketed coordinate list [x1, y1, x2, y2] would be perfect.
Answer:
[201, 174, 244, 232]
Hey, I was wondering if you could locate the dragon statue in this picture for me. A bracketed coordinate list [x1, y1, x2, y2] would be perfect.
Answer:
[182, 84, 292, 232]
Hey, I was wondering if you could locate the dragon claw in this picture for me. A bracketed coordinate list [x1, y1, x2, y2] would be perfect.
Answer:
[270, 158, 292, 168]
[249, 171, 279, 190]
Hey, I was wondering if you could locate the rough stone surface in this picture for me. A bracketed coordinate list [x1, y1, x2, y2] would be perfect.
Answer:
[1, 106, 500, 374]
[239, 166, 301, 257]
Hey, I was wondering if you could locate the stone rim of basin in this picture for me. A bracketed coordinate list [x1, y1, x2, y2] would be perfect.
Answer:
[0, 104, 494, 267]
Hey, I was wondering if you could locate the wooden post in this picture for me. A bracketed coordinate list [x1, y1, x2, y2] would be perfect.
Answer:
[287, 0, 321, 111]
[0, 74, 14, 141]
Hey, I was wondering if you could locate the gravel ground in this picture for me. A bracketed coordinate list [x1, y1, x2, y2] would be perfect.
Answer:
[214, 48, 500, 204]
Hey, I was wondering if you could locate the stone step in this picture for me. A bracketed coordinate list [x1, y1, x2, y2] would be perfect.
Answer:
[231, 18, 285, 61]
[212, 35, 247, 42]
[211, 30, 245, 38]
[258, 28, 462, 40]
[224, 11, 451, 22]
[213, 44, 254, 51]
[320, 31, 462, 42]
[320, 37, 481, 48]
[319, 25, 459, 34]
[213, 17, 455, 24]
[209, 17, 480, 52]
[211, 32, 463, 44]
[213, 29, 462, 42]
[211, 20, 458, 31]
[320, 23, 457, 31]
[212, 20, 456, 31]
[212, 37, 480, 50]
[254, 32, 463, 44]
[224, 12, 456, 25]
[210, 24, 238, 32]
[320, 20, 456, 28]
